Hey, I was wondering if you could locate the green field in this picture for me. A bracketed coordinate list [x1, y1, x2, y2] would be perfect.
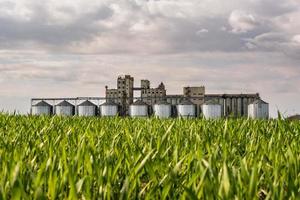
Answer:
[0, 114, 299, 199]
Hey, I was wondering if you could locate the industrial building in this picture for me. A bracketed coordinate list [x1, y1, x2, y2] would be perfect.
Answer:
[31, 74, 268, 118]
[105, 75, 260, 117]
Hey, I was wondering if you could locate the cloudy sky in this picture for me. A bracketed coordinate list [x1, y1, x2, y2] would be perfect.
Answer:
[0, 0, 299, 117]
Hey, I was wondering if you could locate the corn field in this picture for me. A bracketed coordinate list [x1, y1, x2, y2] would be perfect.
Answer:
[0, 114, 299, 199]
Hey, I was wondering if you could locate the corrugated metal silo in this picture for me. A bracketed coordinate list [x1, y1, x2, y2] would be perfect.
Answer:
[32, 100, 53, 115]
[171, 99, 177, 105]
[218, 98, 225, 117]
[177, 99, 196, 118]
[55, 100, 75, 116]
[225, 97, 231, 116]
[100, 101, 118, 117]
[248, 99, 269, 119]
[202, 100, 222, 119]
[153, 101, 172, 118]
[129, 100, 148, 117]
[242, 98, 248, 116]
[232, 98, 237, 116]
[78, 100, 97, 116]
[237, 98, 242, 117]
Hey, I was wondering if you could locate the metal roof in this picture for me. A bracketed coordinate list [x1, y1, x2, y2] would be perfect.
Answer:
[56, 100, 74, 107]
[205, 93, 260, 98]
[132, 100, 148, 106]
[287, 115, 300, 121]
[78, 100, 96, 106]
[33, 100, 52, 107]
[251, 99, 268, 104]
[179, 99, 194, 105]
[203, 100, 221, 105]
[101, 101, 118, 106]
[154, 100, 171, 105]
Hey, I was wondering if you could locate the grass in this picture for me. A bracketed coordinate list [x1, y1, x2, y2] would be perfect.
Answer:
[0, 113, 299, 199]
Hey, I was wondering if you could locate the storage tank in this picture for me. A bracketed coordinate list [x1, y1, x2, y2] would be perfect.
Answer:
[202, 100, 222, 119]
[32, 100, 53, 115]
[153, 101, 172, 118]
[100, 101, 118, 117]
[225, 97, 231, 116]
[55, 100, 75, 116]
[237, 98, 242, 117]
[218, 98, 225, 117]
[248, 99, 269, 119]
[242, 98, 248, 116]
[77, 100, 97, 116]
[129, 100, 148, 117]
[177, 99, 196, 118]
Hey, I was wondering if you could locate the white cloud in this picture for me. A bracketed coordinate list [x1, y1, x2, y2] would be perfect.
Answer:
[229, 10, 260, 33]
[292, 35, 300, 44]
[196, 29, 209, 35]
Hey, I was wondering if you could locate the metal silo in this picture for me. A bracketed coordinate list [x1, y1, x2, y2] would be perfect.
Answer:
[78, 100, 97, 116]
[218, 98, 225, 117]
[248, 99, 269, 119]
[177, 99, 196, 118]
[242, 98, 248, 116]
[55, 100, 75, 116]
[100, 101, 118, 117]
[153, 101, 172, 118]
[129, 100, 148, 117]
[237, 98, 242, 117]
[225, 97, 231, 116]
[202, 100, 222, 119]
[232, 98, 237, 116]
[32, 100, 53, 115]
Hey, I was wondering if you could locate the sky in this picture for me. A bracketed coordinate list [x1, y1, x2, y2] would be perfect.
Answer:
[0, 0, 299, 117]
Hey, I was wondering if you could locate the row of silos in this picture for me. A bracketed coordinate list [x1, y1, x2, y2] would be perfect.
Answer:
[151, 100, 268, 119]
[130, 99, 216, 119]
[32, 100, 119, 117]
[32, 99, 269, 119]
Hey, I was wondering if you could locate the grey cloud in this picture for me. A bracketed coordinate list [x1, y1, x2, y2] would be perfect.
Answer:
[0, 3, 113, 48]
[0, 0, 298, 56]
[245, 32, 300, 58]
[253, 0, 298, 17]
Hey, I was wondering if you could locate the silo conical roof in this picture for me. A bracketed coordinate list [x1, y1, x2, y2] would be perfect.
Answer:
[34, 100, 52, 107]
[56, 100, 74, 106]
[252, 99, 268, 104]
[132, 100, 148, 106]
[155, 100, 170, 105]
[78, 100, 96, 106]
[101, 101, 118, 106]
[179, 99, 194, 105]
[203, 100, 221, 105]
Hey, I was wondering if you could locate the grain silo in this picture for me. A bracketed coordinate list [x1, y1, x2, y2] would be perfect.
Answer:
[153, 101, 172, 118]
[32, 100, 53, 115]
[55, 100, 75, 116]
[100, 101, 118, 117]
[248, 99, 269, 119]
[202, 100, 222, 119]
[237, 98, 242, 117]
[242, 98, 249, 116]
[77, 100, 97, 116]
[177, 99, 196, 118]
[129, 100, 148, 117]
